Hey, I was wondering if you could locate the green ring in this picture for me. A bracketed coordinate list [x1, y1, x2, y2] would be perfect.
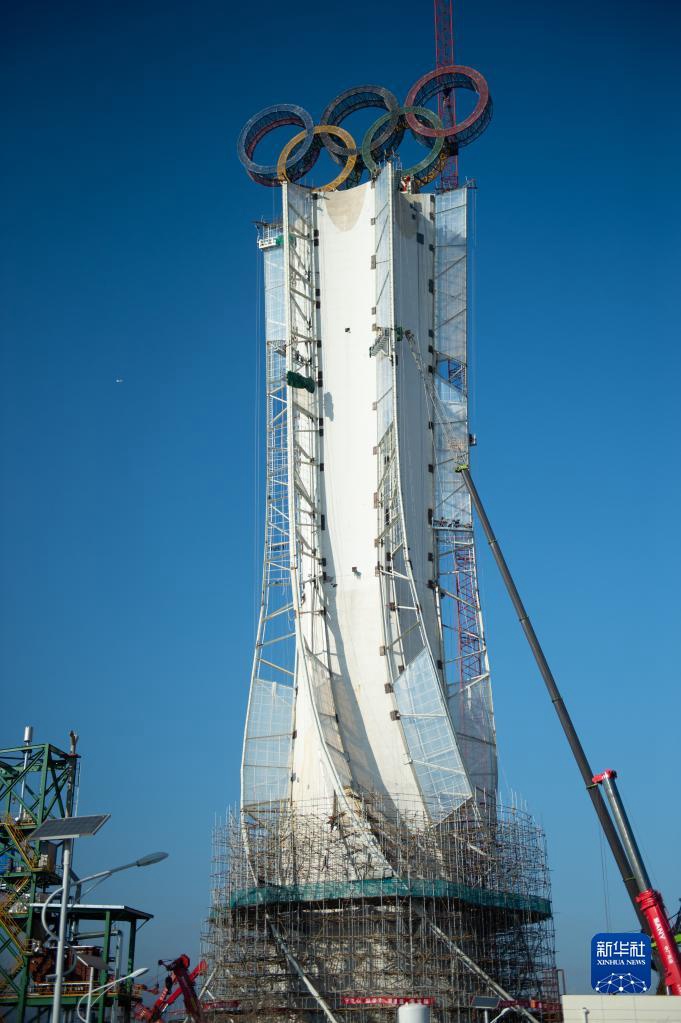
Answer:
[361, 106, 446, 186]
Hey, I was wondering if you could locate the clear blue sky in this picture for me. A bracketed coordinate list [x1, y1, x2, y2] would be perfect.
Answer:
[2, 0, 680, 997]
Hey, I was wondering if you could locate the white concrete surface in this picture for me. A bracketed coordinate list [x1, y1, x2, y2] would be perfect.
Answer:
[561, 994, 681, 1021]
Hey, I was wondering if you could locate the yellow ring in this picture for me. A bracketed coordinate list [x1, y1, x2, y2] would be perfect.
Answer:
[277, 125, 357, 192]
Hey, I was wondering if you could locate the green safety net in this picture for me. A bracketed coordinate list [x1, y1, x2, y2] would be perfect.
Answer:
[286, 370, 315, 393]
[229, 876, 551, 919]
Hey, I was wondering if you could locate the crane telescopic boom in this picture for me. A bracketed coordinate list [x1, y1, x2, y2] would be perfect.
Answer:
[455, 462, 681, 995]
[400, 326, 681, 994]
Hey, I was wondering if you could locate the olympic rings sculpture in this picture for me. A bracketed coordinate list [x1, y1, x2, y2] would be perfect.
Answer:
[237, 66, 492, 192]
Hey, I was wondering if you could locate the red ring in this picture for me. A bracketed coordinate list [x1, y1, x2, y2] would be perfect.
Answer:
[404, 66, 490, 141]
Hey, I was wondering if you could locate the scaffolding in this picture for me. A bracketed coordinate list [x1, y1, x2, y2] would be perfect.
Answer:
[219, 175, 562, 1022]
[203, 795, 561, 1022]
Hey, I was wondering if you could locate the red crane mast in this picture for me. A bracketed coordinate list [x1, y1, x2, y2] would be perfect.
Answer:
[434, 0, 459, 189]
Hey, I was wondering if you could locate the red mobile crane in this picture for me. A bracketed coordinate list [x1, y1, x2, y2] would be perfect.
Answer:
[400, 324, 681, 995]
[454, 462, 681, 995]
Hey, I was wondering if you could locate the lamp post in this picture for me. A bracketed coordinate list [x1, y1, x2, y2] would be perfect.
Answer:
[54, 838, 74, 1020]
[76, 967, 148, 1023]
[29, 811, 167, 1023]
[75, 953, 107, 1023]
[30, 814, 111, 1023]
[42, 850, 167, 1022]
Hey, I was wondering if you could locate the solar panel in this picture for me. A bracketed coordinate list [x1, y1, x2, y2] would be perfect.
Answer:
[30, 814, 110, 841]
[471, 996, 501, 1009]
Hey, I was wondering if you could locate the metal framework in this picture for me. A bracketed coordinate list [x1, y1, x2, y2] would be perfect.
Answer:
[204, 797, 561, 1022]
[242, 222, 296, 812]
[237, 70, 492, 194]
[432, 186, 496, 800]
[434, 0, 458, 190]
[0, 738, 78, 1021]
[0, 737, 150, 1023]
[371, 170, 474, 819]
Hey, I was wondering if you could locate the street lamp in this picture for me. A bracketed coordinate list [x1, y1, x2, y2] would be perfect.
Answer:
[76, 967, 148, 1023]
[40, 851, 167, 945]
[31, 814, 110, 1023]
[30, 814, 167, 1023]
[470, 996, 509, 1023]
[75, 952, 107, 1023]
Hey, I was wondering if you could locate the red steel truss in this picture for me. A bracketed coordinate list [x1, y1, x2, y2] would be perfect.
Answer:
[434, 0, 459, 190]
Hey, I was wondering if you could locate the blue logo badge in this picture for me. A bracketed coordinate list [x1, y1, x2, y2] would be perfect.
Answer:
[591, 932, 651, 994]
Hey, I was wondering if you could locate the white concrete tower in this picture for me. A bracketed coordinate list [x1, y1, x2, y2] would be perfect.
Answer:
[214, 80, 560, 1021]
[242, 166, 496, 834]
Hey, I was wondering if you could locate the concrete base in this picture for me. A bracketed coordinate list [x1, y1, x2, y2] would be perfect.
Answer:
[561, 994, 681, 1021]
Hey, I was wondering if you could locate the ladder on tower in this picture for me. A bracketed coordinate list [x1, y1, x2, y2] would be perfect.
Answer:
[2, 816, 39, 871]
[0, 820, 38, 994]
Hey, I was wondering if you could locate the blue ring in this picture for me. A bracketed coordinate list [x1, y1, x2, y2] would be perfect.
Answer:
[319, 85, 402, 167]
[237, 104, 316, 187]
